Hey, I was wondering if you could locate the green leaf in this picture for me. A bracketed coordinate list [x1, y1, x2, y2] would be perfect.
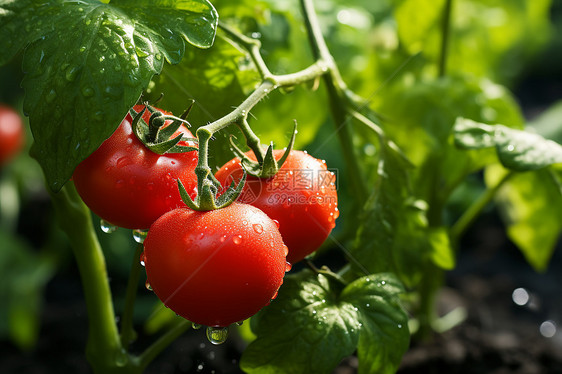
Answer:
[0, 0, 217, 191]
[341, 274, 410, 374]
[528, 99, 562, 145]
[454, 118, 562, 171]
[485, 165, 562, 271]
[240, 271, 409, 374]
[372, 74, 524, 209]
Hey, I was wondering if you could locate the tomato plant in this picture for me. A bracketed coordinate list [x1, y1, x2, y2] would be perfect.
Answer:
[0, 104, 24, 166]
[72, 105, 198, 230]
[143, 203, 288, 328]
[215, 149, 338, 264]
[1, 0, 561, 374]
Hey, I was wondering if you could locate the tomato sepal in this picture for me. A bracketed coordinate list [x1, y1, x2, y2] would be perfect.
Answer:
[230, 121, 298, 179]
[131, 105, 197, 155]
[177, 170, 246, 211]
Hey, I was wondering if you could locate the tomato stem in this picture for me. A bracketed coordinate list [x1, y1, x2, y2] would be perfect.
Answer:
[49, 183, 142, 373]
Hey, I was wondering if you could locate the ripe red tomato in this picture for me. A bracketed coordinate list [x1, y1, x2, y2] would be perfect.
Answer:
[215, 150, 338, 264]
[0, 105, 25, 166]
[143, 203, 288, 327]
[73, 105, 198, 230]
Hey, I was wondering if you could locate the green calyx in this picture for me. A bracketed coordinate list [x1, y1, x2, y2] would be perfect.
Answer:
[231, 121, 298, 179]
[177, 171, 247, 211]
[131, 103, 198, 155]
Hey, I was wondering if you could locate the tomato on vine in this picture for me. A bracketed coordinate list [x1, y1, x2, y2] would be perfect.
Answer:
[215, 149, 338, 264]
[73, 105, 198, 230]
[0, 104, 25, 167]
[143, 202, 288, 328]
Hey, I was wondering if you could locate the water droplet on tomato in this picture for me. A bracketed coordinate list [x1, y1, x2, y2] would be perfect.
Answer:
[192, 323, 202, 330]
[273, 220, 280, 229]
[145, 279, 152, 291]
[100, 219, 117, 233]
[252, 223, 263, 234]
[140, 252, 146, 267]
[283, 246, 289, 256]
[206, 326, 228, 345]
[285, 262, 292, 272]
[133, 229, 148, 243]
[233, 235, 242, 245]
[116, 156, 131, 168]
[220, 235, 226, 243]
[271, 291, 278, 300]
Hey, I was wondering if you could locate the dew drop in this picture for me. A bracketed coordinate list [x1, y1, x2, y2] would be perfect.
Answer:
[100, 219, 117, 233]
[45, 89, 57, 103]
[236, 321, 244, 326]
[273, 220, 280, 229]
[81, 86, 94, 97]
[65, 66, 80, 82]
[252, 223, 263, 234]
[220, 235, 226, 243]
[192, 323, 202, 330]
[283, 246, 289, 256]
[285, 262, 292, 272]
[139, 252, 146, 267]
[133, 229, 148, 243]
[206, 326, 229, 345]
[145, 279, 152, 291]
[114, 349, 128, 367]
[233, 235, 242, 245]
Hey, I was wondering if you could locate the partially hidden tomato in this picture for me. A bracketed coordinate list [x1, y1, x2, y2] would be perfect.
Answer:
[73, 105, 198, 230]
[143, 203, 288, 327]
[215, 150, 338, 264]
[0, 104, 25, 166]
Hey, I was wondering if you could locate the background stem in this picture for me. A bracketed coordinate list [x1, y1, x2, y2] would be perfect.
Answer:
[438, 0, 454, 78]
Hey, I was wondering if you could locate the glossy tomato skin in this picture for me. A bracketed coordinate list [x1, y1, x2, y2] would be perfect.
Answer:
[73, 105, 198, 230]
[143, 203, 288, 327]
[0, 105, 25, 166]
[215, 150, 338, 264]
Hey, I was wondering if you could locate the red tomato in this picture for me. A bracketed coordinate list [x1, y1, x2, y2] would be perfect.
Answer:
[143, 203, 288, 327]
[215, 150, 338, 264]
[0, 105, 25, 166]
[73, 105, 198, 229]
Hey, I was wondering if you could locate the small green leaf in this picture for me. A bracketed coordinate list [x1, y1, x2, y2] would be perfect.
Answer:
[0, 0, 217, 191]
[240, 271, 409, 374]
[341, 274, 410, 374]
[454, 118, 562, 171]
[485, 165, 562, 271]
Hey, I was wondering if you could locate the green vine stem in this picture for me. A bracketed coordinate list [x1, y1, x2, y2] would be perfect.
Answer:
[138, 319, 192, 370]
[120, 243, 144, 349]
[300, 0, 369, 202]
[438, 0, 454, 77]
[450, 170, 514, 242]
[49, 183, 140, 373]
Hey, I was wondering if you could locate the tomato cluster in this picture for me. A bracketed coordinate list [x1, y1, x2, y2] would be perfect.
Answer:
[74, 106, 338, 328]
